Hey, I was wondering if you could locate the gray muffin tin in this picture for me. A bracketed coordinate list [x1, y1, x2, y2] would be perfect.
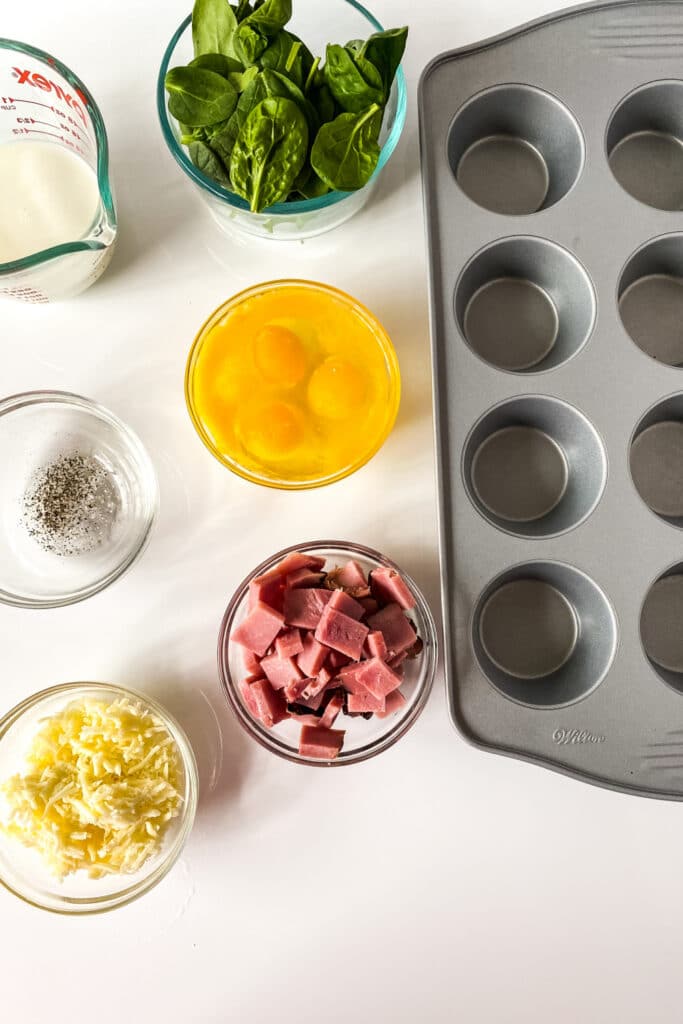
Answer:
[419, 0, 683, 798]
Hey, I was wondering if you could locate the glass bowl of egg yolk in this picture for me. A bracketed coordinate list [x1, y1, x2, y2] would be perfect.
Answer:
[185, 280, 401, 489]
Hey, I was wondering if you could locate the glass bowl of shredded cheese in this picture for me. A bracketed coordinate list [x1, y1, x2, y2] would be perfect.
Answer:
[0, 683, 198, 914]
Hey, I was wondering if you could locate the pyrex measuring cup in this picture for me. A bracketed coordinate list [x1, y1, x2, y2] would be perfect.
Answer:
[0, 40, 116, 302]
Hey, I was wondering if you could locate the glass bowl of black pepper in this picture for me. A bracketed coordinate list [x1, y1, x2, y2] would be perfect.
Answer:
[0, 392, 158, 608]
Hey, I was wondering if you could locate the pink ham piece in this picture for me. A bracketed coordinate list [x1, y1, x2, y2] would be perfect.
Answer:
[376, 688, 407, 719]
[347, 690, 386, 713]
[286, 567, 325, 589]
[301, 672, 328, 701]
[356, 656, 403, 698]
[315, 605, 368, 661]
[260, 652, 302, 690]
[242, 648, 262, 676]
[358, 597, 379, 616]
[366, 630, 388, 660]
[284, 588, 332, 629]
[327, 649, 350, 670]
[297, 689, 326, 711]
[366, 603, 417, 657]
[327, 588, 364, 621]
[284, 676, 310, 703]
[249, 678, 289, 727]
[297, 633, 328, 677]
[299, 725, 345, 759]
[336, 662, 373, 694]
[335, 559, 368, 589]
[275, 628, 304, 659]
[369, 567, 416, 610]
[319, 691, 344, 728]
[248, 573, 286, 613]
[231, 600, 285, 656]
[239, 679, 261, 718]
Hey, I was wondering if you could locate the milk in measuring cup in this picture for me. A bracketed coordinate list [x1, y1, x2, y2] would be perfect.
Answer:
[0, 140, 100, 263]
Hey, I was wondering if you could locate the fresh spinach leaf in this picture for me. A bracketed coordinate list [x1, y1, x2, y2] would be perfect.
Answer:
[296, 167, 329, 199]
[166, 66, 238, 126]
[189, 140, 231, 185]
[260, 29, 314, 89]
[360, 27, 407, 94]
[192, 0, 239, 58]
[311, 103, 382, 190]
[190, 52, 244, 76]
[228, 64, 259, 92]
[230, 95, 307, 211]
[309, 81, 335, 124]
[261, 69, 318, 135]
[323, 44, 385, 114]
[235, 0, 292, 64]
[233, 0, 252, 19]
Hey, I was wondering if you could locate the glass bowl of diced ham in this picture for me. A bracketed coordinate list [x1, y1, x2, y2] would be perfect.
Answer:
[218, 541, 437, 765]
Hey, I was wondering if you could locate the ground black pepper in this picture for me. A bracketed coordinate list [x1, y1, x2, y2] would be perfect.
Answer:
[21, 452, 120, 556]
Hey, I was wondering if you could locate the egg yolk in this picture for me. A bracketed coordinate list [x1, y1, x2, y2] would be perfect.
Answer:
[307, 357, 367, 420]
[236, 401, 305, 461]
[254, 325, 307, 388]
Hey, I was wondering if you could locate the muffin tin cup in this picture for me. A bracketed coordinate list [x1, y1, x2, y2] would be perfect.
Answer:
[619, 235, 683, 368]
[641, 563, 683, 692]
[630, 393, 683, 526]
[448, 84, 585, 215]
[472, 562, 617, 709]
[454, 236, 596, 373]
[462, 396, 607, 539]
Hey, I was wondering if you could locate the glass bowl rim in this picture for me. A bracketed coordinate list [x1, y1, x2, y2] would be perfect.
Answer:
[217, 539, 438, 766]
[184, 278, 402, 489]
[156, 2, 408, 216]
[0, 390, 159, 609]
[0, 680, 199, 915]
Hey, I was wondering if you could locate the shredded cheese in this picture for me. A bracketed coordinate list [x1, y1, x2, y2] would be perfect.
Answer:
[0, 697, 184, 879]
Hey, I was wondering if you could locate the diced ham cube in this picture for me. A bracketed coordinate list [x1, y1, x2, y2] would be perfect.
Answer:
[388, 651, 408, 669]
[366, 603, 417, 657]
[250, 678, 289, 726]
[376, 688, 407, 718]
[242, 648, 262, 676]
[336, 663, 373, 694]
[301, 673, 328, 701]
[275, 628, 304, 659]
[273, 551, 326, 576]
[286, 567, 325, 589]
[231, 601, 285, 657]
[319, 690, 345, 728]
[366, 630, 388, 660]
[327, 588, 364, 621]
[248, 573, 286, 613]
[356, 656, 403, 698]
[358, 597, 379, 616]
[284, 588, 332, 629]
[297, 634, 329, 677]
[299, 725, 345, 759]
[327, 650, 351, 670]
[298, 689, 326, 711]
[260, 652, 302, 690]
[315, 606, 368, 661]
[239, 678, 261, 718]
[317, 666, 333, 689]
[369, 567, 416, 610]
[346, 690, 386, 713]
[284, 676, 310, 703]
[334, 559, 368, 589]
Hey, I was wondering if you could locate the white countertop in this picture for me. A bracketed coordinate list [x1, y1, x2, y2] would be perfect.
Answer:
[3, 1, 683, 1021]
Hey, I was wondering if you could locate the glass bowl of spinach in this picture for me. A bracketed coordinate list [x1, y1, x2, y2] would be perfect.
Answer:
[157, 0, 407, 240]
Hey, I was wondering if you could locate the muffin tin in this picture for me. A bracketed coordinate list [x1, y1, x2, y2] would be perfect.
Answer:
[419, 0, 683, 798]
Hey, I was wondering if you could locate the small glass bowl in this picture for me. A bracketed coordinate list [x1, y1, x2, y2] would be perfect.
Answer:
[0, 682, 198, 914]
[218, 541, 437, 766]
[157, 0, 407, 241]
[185, 279, 401, 489]
[0, 392, 158, 608]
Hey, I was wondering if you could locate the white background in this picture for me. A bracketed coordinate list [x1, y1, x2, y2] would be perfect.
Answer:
[2, 1, 683, 1022]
